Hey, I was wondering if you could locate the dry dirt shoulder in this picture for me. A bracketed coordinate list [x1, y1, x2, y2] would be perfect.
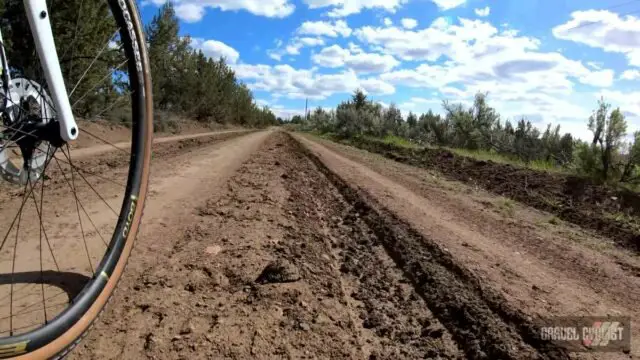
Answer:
[297, 134, 640, 360]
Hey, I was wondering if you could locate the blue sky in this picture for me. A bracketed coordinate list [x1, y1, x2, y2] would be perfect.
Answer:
[140, 0, 640, 140]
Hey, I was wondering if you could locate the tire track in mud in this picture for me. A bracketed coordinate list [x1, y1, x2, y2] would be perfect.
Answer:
[278, 135, 462, 359]
[289, 133, 572, 360]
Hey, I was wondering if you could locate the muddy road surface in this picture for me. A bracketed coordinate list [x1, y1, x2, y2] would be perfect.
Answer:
[1, 130, 638, 359]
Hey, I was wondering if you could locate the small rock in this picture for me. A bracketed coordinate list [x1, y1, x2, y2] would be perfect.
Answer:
[205, 245, 222, 256]
[281, 173, 289, 179]
[299, 322, 310, 331]
[172, 335, 182, 341]
[461, 242, 470, 247]
[144, 333, 160, 351]
[180, 322, 194, 335]
[255, 259, 301, 284]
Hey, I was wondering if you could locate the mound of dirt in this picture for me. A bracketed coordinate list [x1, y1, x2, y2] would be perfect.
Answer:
[342, 136, 640, 252]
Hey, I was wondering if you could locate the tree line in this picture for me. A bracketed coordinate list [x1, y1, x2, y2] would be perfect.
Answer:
[146, 3, 278, 130]
[298, 89, 640, 185]
[0, 1, 277, 131]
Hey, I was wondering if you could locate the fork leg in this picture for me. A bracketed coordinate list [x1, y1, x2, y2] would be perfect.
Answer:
[24, 0, 79, 142]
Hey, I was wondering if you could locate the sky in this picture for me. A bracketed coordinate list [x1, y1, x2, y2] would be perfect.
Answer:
[139, 0, 640, 141]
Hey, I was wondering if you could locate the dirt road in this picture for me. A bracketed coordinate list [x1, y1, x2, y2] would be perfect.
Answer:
[1, 130, 638, 359]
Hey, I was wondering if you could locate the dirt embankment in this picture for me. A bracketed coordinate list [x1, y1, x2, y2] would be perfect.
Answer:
[334, 136, 640, 252]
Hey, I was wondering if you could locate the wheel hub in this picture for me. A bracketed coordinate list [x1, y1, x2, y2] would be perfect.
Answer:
[0, 78, 60, 185]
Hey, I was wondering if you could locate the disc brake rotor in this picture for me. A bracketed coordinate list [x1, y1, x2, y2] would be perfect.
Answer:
[0, 78, 55, 185]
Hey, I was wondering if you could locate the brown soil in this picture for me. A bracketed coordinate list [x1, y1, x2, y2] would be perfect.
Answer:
[1, 130, 638, 360]
[341, 136, 640, 252]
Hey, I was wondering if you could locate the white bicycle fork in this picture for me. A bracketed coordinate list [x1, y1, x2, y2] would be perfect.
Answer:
[1, 0, 79, 142]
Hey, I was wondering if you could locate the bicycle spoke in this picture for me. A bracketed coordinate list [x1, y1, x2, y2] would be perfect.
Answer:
[28, 144, 57, 324]
[69, 29, 120, 98]
[75, 128, 129, 154]
[59, 0, 86, 62]
[63, 145, 93, 275]
[38, 146, 48, 323]
[0, 173, 39, 253]
[52, 156, 125, 188]
[0, 129, 38, 155]
[60, 150, 119, 218]
[71, 58, 127, 109]
[3, 301, 67, 334]
[0, 293, 66, 322]
[94, 95, 128, 119]
[48, 159, 110, 249]
[9, 173, 29, 336]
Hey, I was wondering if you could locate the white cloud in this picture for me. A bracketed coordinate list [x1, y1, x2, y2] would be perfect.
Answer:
[432, 0, 465, 11]
[148, 0, 295, 21]
[621, 69, 640, 80]
[190, 38, 240, 63]
[384, 17, 393, 27]
[399, 97, 445, 115]
[297, 20, 352, 37]
[552, 10, 640, 66]
[298, 37, 326, 46]
[303, 0, 407, 17]
[175, 3, 206, 22]
[312, 44, 400, 73]
[255, 98, 271, 107]
[401, 18, 418, 29]
[360, 78, 396, 95]
[474, 6, 490, 17]
[355, 18, 538, 62]
[586, 61, 602, 70]
[357, 18, 614, 91]
[271, 104, 306, 119]
[232, 64, 395, 99]
[351, 16, 619, 137]
[268, 36, 325, 61]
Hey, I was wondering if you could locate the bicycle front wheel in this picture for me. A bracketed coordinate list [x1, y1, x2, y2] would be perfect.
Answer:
[0, 0, 152, 358]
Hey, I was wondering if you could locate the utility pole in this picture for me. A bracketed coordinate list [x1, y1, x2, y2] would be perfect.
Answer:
[305, 98, 309, 121]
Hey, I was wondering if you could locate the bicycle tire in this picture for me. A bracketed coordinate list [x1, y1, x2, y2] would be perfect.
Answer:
[0, 0, 152, 358]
